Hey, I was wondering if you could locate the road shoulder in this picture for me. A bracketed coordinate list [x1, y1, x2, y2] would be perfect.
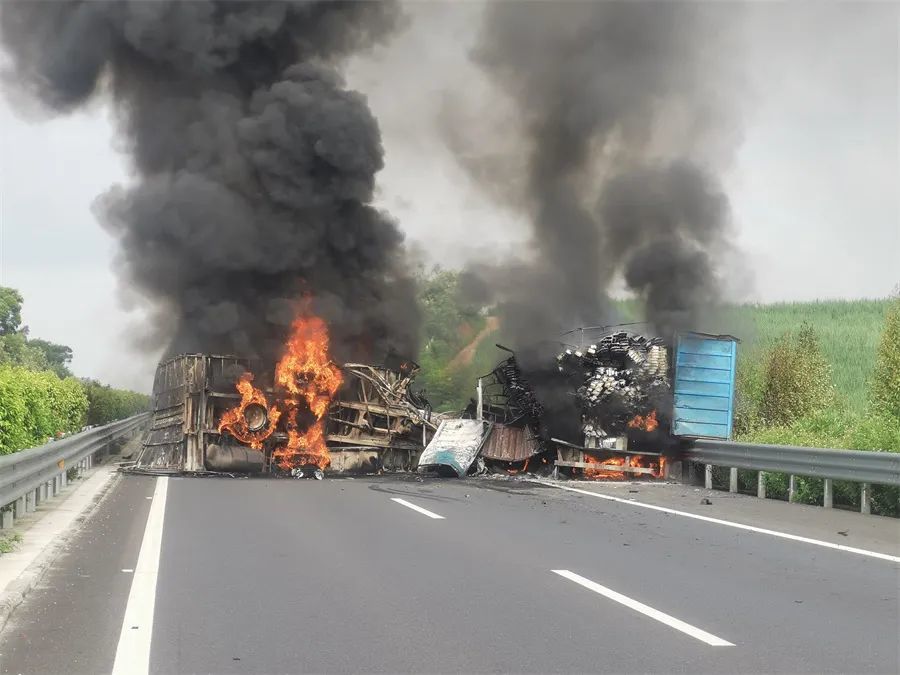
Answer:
[0, 464, 120, 633]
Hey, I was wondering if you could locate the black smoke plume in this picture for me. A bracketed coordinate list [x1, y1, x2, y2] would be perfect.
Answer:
[0, 1, 419, 366]
[454, 1, 740, 345]
[449, 2, 742, 439]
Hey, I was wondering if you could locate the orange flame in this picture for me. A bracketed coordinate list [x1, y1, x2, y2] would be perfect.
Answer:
[583, 452, 666, 480]
[218, 304, 342, 472]
[506, 457, 532, 476]
[217, 374, 281, 449]
[654, 455, 667, 479]
[628, 410, 659, 432]
[271, 314, 343, 471]
[584, 453, 626, 479]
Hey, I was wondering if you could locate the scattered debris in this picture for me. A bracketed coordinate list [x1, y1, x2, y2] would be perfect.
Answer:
[291, 467, 324, 480]
[700, 498, 713, 505]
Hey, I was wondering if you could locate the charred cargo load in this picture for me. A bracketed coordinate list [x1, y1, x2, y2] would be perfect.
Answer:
[133, 353, 435, 475]
[447, 330, 739, 480]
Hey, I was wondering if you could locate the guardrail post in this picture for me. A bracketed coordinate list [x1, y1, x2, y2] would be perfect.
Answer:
[26, 490, 36, 513]
[729, 467, 738, 493]
[704, 464, 713, 490]
[788, 475, 797, 503]
[51, 476, 60, 497]
[0, 508, 13, 530]
[823, 478, 833, 508]
[757, 471, 766, 498]
[14, 496, 26, 518]
[60, 470, 67, 489]
[37, 483, 47, 504]
[860, 483, 871, 514]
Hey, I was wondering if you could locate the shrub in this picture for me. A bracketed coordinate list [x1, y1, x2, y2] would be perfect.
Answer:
[81, 380, 151, 426]
[760, 324, 836, 427]
[870, 298, 900, 422]
[0, 366, 88, 454]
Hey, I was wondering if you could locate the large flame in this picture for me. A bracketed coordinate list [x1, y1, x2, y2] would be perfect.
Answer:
[217, 374, 281, 449]
[218, 306, 342, 472]
[271, 314, 343, 471]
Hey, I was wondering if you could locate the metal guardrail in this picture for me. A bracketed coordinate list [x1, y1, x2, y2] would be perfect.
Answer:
[0, 413, 150, 524]
[685, 439, 900, 487]
[685, 439, 900, 514]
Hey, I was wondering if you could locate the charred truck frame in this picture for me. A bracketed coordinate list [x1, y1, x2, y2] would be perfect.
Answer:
[134, 354, 437, 475]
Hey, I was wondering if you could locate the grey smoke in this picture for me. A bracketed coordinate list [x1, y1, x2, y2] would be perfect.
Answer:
[0, 1, 419, 366]
[452, 1, 741, 345]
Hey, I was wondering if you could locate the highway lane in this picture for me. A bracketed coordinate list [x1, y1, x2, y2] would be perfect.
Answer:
[1, 473, 898, 674]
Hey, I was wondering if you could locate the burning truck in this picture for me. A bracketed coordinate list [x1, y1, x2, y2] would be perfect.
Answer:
[132, 313, 436, 477]
[133, 310, 737, 481]
[418, 328, 739, 480]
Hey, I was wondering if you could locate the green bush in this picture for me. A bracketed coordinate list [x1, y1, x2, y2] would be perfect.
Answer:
[870, 298, 900, 422]
[733, 356, 765, 435]
[0, 365, 88, 454]
[760, 324, 836, 427]
[81, 380, 150, 426]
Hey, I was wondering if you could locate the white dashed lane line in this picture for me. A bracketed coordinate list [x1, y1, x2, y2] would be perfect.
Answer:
[552, 569, 735, 647]
[390, 497, 446, 520]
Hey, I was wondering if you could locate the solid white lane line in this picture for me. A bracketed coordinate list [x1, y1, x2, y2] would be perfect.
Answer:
[390, 497, 445, 520]
[534, 480, 900, 564]
[552, 570, 734, 647]
[112, 477, 169, 675]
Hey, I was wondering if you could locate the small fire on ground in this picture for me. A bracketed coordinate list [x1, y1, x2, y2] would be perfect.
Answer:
[218, 302, 342, 471]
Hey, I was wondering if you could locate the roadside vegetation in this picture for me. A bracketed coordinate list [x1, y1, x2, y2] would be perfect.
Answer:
[0, 531, 22, 555]
[0, 287, 150, 455]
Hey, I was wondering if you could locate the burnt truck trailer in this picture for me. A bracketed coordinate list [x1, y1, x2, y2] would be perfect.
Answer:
[133, 354, 436, 474]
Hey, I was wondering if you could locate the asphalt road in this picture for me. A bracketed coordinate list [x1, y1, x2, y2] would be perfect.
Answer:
[1, 473, 898, 674]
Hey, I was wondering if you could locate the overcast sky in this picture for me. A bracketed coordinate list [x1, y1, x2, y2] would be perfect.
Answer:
[0, 1, 897, 391]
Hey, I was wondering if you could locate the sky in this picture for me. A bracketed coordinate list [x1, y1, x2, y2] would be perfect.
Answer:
[0, 1, 897, 391]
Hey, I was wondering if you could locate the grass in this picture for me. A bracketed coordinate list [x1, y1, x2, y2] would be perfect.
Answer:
[707, 299, 891, 413]
[0, 532, 22, 555]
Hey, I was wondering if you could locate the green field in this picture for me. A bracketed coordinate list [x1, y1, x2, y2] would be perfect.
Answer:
[421, 295, 893, 416]
[711, 300, 891, 413]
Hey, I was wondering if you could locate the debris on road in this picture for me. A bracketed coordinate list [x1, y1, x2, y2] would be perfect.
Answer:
[418, 419, 492, 477]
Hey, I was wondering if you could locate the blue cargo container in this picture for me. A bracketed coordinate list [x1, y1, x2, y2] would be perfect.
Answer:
[672, 332, 739, 439]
